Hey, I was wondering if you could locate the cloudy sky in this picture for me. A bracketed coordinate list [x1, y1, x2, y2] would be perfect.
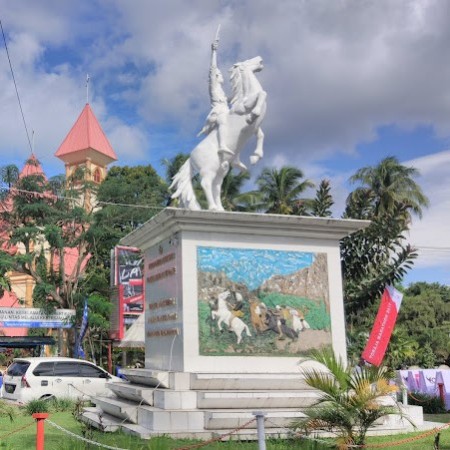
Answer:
[0, 0, 449, 285]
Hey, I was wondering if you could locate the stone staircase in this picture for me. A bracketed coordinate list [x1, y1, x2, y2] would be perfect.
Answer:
[80, 369, 423, 440]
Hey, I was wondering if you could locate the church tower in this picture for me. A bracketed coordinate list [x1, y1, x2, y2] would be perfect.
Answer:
[54, 103, 117, 210]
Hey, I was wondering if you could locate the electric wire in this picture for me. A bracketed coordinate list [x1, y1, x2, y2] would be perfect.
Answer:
[0, 18, 33, 153]
[1, 187, 450, 254]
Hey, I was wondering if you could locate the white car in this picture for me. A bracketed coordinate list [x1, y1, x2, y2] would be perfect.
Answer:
[1, 357, 123, 403]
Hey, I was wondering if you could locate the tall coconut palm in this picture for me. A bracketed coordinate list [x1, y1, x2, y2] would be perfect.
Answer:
[312, 179, 334, 217]
[342, 157, 429, 319]
[162, 153, 204, 207]
[161, 153, 189, 185]
[256, 166, 314, 215]
[347, 156, 429, 221]
[220, 169, 251, 211]
[292, 348, 411, 448]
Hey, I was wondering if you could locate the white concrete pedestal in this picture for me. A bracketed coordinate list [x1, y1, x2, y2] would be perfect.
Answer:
[88, 210, 432, 439]
[121, 209, 369, 373]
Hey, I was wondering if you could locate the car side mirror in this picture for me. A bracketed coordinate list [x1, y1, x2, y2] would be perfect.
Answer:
[99, 372, 110, 379]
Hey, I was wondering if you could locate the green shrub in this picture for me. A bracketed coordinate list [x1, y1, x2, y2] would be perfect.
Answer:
[49, 397, 75, 412]
[0, 399, 16, 422]
[22, 398, 50, 415]
[407, 391, 446, 414]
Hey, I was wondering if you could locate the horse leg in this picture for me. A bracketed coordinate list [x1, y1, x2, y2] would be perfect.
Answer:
[236, 329, 242, 344]
[212, 182, 224, 212]
[212, 158, 230, 211]
[251, 90, 267, 118]
[200, 173, 218, 210]
[250, 127, 264, 165]
[244, 90, 267, 123]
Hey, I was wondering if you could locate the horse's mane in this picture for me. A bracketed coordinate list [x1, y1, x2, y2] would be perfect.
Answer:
[229, 63, 244, 106]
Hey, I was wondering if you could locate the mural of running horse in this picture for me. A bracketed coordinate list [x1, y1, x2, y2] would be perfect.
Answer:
[170, 55, 267, 211]
[211, 290, 252, 344]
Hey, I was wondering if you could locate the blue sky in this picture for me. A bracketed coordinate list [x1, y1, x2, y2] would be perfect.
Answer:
[0, 1, 449, 286]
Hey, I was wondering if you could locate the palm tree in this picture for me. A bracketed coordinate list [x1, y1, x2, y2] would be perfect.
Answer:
[342, 157, 429, 319]
[161, 153, 189, 185]
[232, 190, 264, 212]
[162, 153, 204, 207]
[220, 169, 250, 211]
[312, 179, 334, 217]
[347, 156, 429, 221]
[292, 348, 410, 448]
[256, 166, 314, 214]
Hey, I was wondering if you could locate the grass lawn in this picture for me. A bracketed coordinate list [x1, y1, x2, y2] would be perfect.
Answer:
[0, 409, 316, 450]
[1, 407, 450, 449]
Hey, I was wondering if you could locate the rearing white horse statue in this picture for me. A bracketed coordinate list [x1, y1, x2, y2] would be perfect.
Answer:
[170, 50, 267, 211]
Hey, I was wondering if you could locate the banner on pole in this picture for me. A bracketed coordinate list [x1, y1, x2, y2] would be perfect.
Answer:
[362, 285, 403, 366]
[74, 300, 88, 359]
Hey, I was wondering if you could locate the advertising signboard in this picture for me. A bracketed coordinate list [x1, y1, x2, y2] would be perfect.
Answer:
[115, 246, 144, 312]
[0, 308, 75, 328]
[110, 246, 144, 341]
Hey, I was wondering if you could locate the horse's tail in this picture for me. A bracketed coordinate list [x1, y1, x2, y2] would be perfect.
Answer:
[170, 158, 201, 210]
[245, 324, 251, 337]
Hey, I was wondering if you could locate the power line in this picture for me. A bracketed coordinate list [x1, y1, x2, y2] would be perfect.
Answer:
[0, 18, 33, 153]
[1, 188, 450, 253]
[0, 186, 165, 211]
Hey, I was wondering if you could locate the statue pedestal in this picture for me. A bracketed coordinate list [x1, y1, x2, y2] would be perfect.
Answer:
[82, 210, 421, 439]
[121, 208, 368, 374]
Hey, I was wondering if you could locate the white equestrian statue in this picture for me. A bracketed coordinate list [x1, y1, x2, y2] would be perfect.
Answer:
[170, 32, 267, 211]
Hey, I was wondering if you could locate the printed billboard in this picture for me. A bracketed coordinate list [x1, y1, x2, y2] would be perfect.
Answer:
[115, 245, 144, 312]
[0, 308, 75, 328]
[110, 246, 144, 341]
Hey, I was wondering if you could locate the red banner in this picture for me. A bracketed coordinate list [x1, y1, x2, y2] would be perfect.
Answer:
[362, 285, 403, 366]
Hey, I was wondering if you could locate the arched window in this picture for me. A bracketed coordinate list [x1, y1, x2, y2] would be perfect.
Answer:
[93, 168, 102, 183]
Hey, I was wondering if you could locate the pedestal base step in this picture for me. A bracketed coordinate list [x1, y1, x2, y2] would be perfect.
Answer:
[108, 382, 155, 405]
[204, 409, 305, 430]
[198, 390, 318, 409]
[93, 396, 139, 424]
[81, 407, 122, 432]
[191, 373, 310, 390]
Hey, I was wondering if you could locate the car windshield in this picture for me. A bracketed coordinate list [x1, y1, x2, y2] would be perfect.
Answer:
[7, 361, 30, 377]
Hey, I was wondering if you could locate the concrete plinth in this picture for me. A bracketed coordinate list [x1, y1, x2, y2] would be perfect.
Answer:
[83, 210, 425, 439]
[121, 209, 369, 373]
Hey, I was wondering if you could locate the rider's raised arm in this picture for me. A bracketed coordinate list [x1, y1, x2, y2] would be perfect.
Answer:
[211, 40, 218, 70]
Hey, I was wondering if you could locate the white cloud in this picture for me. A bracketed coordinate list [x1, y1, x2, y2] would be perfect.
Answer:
[406, 151, 450, 269]
[1, 1, 450, 166]
[0, 0, 448, 285]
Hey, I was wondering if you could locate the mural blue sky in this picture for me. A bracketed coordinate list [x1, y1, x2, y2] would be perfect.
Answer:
[198, 247, 314, 291]
[0, 1, 449, 285]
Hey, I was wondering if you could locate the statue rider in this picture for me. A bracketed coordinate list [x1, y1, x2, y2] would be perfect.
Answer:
[198, 28, 247, 171]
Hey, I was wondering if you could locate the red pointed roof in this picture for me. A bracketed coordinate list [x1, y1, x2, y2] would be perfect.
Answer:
[19, 153, 47, 180]
[55, 103, 117, 162]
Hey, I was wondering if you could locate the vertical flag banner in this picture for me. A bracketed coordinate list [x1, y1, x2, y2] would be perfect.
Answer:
[362, 285, 403, 366]
[74, 299, 89, 358]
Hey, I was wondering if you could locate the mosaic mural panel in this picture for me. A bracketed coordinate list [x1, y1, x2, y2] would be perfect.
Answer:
[197, 246, 332, 356]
